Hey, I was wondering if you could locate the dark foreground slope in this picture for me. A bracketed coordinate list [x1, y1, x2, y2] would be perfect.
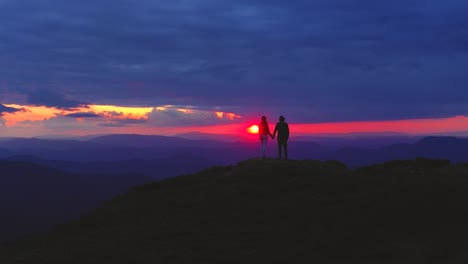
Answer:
[0, 161, 151, 242]
[2, 159, 468, 263]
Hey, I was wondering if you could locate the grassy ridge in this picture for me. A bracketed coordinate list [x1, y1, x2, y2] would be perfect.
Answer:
[2, 158, 468, 263]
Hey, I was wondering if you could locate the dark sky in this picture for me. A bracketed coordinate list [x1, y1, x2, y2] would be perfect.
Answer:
[1, 0, 468, 126]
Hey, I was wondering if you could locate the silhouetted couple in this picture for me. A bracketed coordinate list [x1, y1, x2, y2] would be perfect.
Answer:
[259, 115, 289, 160]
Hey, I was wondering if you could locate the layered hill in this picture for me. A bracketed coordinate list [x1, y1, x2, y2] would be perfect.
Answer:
[2, 158, 468, 263]
[3, 135, 468, 167]
[0, 161, 151, 242]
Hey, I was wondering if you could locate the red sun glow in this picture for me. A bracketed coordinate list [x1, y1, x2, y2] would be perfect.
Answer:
[247, 124, 259, 134]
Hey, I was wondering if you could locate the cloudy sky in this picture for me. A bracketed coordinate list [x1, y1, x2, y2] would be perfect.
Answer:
[1, 0, 468, 137]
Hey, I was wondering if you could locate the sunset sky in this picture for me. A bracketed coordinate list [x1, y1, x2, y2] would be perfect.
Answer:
[1, 0, 468, 137]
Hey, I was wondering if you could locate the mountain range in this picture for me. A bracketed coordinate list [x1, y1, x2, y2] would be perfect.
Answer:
[1, 135, 468, 173]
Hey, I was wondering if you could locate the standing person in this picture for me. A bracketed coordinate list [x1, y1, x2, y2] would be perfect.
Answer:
[259, 116, 273, 159]
[272, 115, 290, 160]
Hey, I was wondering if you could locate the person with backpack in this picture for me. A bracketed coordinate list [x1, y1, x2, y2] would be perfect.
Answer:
[259, 116, 273, 159]
[272, 115, 290, 160]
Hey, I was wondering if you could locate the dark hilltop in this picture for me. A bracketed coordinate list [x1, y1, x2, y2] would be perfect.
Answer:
[2, 158, 468, 263]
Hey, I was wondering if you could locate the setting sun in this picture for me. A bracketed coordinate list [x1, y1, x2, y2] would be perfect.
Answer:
[248, 124, 259, 134]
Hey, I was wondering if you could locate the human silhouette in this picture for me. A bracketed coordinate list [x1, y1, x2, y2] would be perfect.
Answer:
[258, 116, 273, 158]
[272, 115, 289, 160]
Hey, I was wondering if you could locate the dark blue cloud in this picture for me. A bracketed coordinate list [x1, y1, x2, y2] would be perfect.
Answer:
[64, 112, 100, 118]
[0, 0, 467, 122]
[26, 90, 88, 109]
[0, 104, 21, 115]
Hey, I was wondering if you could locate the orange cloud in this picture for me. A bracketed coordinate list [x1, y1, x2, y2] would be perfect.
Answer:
[2, 104, 67, 126]
[1, 104, 154, 127]
[214, 111, 242, 120]
[176, 108, 194, 114]
[0, 103, 244, 131]
[88, 105, 153, 119]
[225, 113, 242, 120]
